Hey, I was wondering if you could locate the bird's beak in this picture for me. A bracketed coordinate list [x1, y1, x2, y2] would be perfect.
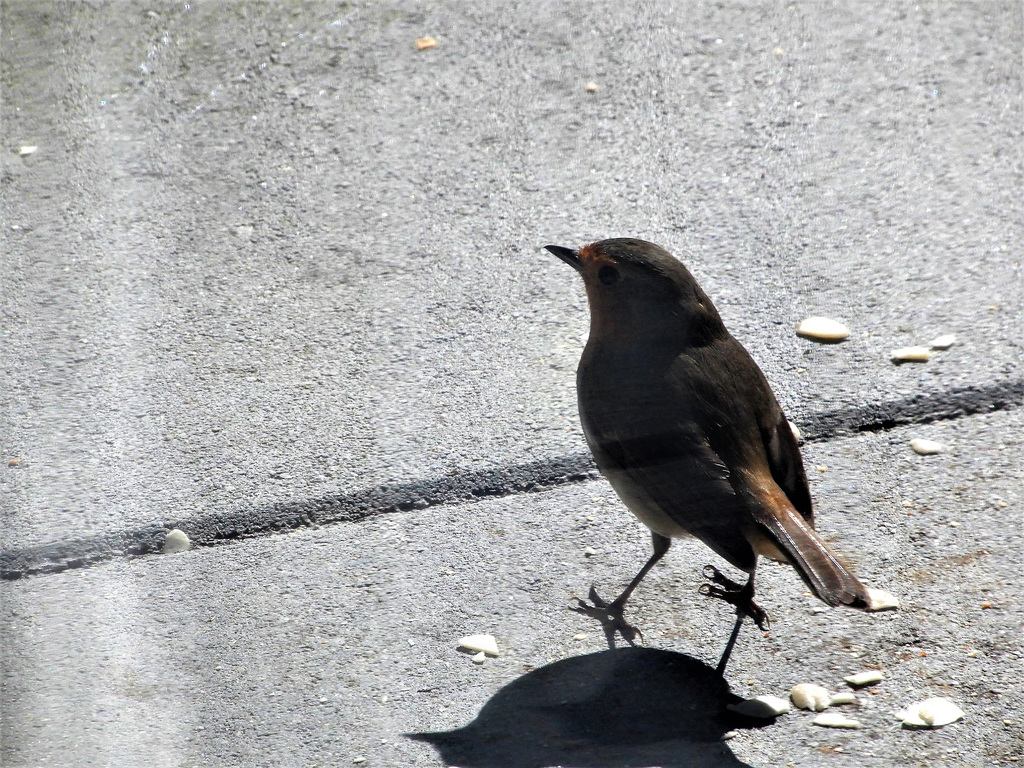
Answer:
[545, 244, 582, 271]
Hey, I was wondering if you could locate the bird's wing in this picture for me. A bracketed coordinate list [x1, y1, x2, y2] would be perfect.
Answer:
[684, 335, 815, 526]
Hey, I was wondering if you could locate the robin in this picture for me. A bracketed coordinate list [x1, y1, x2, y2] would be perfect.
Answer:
[546, 238, 873, 652]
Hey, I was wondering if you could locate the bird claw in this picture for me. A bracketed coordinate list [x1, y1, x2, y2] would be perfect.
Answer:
[572, 586, 644, 645]
[702, 564, 744, 591]
[699, 566, 771, 632]
[746, 606, 771, 633]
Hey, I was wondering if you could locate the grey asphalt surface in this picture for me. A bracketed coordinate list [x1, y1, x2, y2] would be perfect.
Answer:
[1, 2, 1022, 767]
[3, 413, 1023, 767]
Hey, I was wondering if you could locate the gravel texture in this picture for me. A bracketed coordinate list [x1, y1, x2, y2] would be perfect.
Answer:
[2, 2, 1022, 767]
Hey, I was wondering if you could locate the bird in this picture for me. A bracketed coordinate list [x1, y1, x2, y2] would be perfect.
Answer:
[545, 238, 871, 657]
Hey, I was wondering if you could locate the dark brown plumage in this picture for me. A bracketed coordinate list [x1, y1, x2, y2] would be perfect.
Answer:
[546, 238, 870, 648]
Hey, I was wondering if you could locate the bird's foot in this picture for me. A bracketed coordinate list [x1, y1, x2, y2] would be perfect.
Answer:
[572, 586, 644, 646]
[699, 565, 771, 631]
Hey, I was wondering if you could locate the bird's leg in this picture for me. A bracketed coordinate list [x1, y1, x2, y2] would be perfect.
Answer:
[574, 532, 671, 646]
[699, 563, 771, 631]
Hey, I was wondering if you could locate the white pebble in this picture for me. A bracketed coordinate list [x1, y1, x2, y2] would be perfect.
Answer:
[583, 546, 597, 557]
[830, 691, 856, 705]
[726, 695, 791, 718]
[929, 334, 956, 350]
[471, 651, 486, 665]
[353, 757, 366, 764]
[865, 588, 900, 612]
[790, 683, 832, 711]
[19, 145, 38, 156]
[573, 633, 588, 641]
[788, 421, 803, 443]
[910, 438, 945, 455]
[796, 317, 850, 342]
[162, 529, 191, 554]
[901, 697, 964, 728]
[813, 712, 863, 729]
[458, 634, 499, 656]
[844, 669, 884, 687]
[891, 346, 931, 362]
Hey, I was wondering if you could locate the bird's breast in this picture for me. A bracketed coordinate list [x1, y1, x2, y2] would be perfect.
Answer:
[588, 440, 693, 540]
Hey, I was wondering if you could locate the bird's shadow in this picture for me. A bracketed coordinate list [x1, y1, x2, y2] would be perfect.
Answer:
[409, 647, 769, 768]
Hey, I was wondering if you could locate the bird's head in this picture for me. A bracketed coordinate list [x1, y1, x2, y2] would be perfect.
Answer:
[545, 238, 725, 343]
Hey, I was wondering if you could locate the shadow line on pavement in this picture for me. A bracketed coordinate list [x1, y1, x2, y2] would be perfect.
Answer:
[2, 379, 1020, 580]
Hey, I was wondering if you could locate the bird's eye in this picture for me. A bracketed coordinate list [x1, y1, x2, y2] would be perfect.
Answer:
[598, 265, 620, 285]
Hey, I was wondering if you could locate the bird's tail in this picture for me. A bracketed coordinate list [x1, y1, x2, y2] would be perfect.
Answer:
[757, 499, 870, 609]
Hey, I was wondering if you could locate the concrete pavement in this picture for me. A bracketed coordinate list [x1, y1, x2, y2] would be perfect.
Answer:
[2, 1, 1022, 766]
